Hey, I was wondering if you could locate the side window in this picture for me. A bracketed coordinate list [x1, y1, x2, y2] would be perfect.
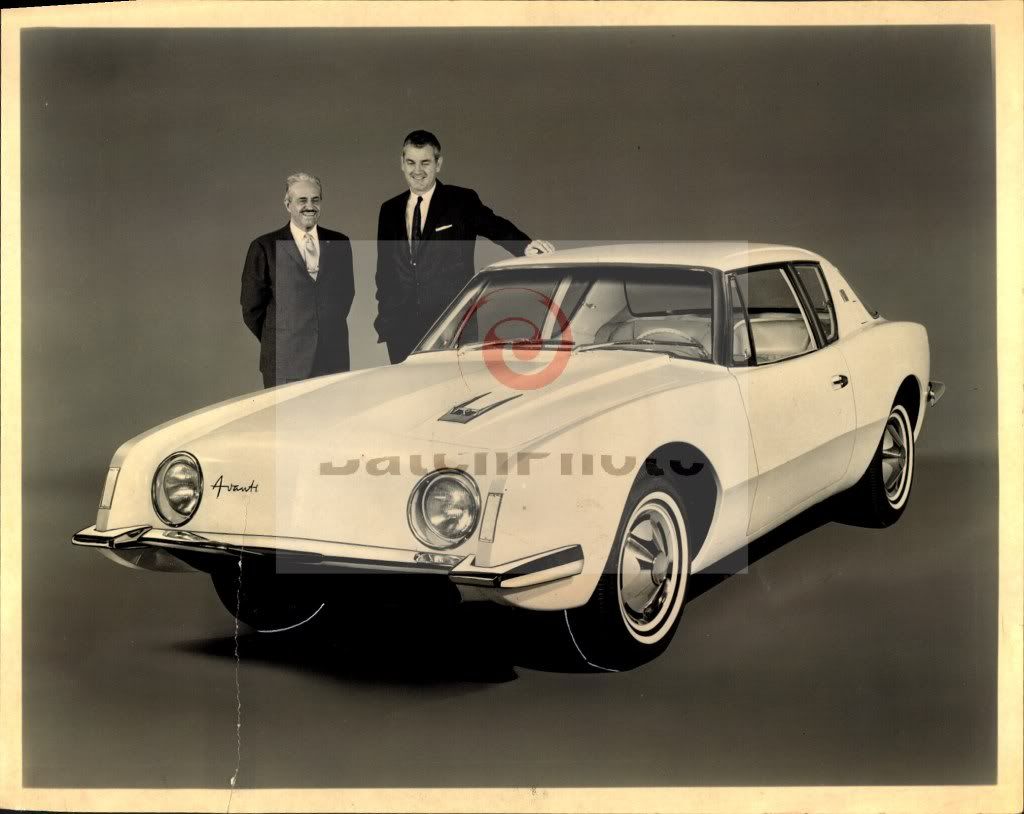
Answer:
[731, 267, 815, 365]
[793, 263, 838, 343]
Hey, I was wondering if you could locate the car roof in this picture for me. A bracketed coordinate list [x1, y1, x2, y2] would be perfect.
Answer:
[484, 241, 826, 273]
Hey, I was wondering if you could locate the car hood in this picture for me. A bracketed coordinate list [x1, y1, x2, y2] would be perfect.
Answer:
[105, 349, 727, 544]
[179, 349, 722, 457]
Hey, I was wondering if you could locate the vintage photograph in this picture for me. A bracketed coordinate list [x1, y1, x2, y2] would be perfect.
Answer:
[1, 2, 1021, 812]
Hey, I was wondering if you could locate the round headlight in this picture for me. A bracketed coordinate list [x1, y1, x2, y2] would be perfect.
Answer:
[152, 451, 203, 527]
[408, 469, 480, 549]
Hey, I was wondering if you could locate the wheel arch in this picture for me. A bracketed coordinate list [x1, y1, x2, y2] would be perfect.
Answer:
[637, 441, 720, 564]
[895, 374, 922, 433]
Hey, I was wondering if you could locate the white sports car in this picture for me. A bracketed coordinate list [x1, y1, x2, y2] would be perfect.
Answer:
[73, 242, 943, 669]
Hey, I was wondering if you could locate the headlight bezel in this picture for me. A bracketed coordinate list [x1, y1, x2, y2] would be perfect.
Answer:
[407, 469, 481, 550]
[151, 451, 203, 527]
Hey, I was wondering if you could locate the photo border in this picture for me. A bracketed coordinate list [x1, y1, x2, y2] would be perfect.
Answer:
[1, 2, 1020, 812]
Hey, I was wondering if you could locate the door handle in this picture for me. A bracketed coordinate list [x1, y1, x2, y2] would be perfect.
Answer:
[831, 374, 849, 390]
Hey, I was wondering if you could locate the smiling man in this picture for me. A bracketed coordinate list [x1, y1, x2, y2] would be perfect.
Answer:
[374, 130, 555, 364]
[241, 172, 355, 388]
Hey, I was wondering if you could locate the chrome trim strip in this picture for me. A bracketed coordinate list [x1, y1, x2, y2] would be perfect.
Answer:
[502, 560, 583, 590]
[72, 525, 459, 574]
[927, 380, 945, 406]
[438, 392, 523, 424]
[74, 524, 585, 585]
[449, 544, 584, 589]
[72, 525, 151, 548]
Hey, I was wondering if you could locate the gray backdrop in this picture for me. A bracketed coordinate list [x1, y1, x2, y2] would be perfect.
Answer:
[20, 26, 996, 788]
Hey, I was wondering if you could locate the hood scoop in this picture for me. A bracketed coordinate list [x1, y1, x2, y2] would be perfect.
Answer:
[438, 392, 522, 424]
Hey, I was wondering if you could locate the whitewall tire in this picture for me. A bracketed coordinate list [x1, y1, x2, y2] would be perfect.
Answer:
[565, 472, 690, 670]
[848, 402, 916, 527]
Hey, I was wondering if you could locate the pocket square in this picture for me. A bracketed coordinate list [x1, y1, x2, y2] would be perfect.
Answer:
[435, 224, 453, 232]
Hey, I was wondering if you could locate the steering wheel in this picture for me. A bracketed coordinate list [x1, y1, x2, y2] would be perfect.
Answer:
[633, 328, 709, 359]
[636, 326, 702, 345]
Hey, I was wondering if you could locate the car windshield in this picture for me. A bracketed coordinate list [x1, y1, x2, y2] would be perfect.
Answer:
[417, 265, 716, 362]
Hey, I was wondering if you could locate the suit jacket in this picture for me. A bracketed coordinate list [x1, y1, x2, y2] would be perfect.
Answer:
[373, 180, 530, 347]
[240, 224, 355, 380]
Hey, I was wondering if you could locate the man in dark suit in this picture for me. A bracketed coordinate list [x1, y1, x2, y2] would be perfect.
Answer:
[241, 173, 355, 388]
[374, 130, 555, 364]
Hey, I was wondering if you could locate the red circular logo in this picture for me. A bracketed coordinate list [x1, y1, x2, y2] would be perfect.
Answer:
[459, 287, 573, 391]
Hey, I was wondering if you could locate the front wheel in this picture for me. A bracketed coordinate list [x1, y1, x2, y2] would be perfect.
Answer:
[564, 474, 690, 671]
[846, 402, 916, 527]
[211, 564, 327, 633]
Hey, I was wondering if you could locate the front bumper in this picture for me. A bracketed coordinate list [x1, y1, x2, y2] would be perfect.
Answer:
[448, 545, 584, 589]
[72, 525, 584, 589]
[72, 525, 461, 573]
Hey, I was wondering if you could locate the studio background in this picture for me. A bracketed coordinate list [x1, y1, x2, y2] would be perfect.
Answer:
[20, 26, 997, 787]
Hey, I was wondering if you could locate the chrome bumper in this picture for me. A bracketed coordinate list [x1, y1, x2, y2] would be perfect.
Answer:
[72, 525, 583, 588]
[72, 525, 461, 574]
[927, 380, 945, 405]
[449, 544, 584, 589]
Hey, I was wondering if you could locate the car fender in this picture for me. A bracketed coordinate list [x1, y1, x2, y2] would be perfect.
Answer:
[838, 320, 930, 489]
[481, 372, 754, 610]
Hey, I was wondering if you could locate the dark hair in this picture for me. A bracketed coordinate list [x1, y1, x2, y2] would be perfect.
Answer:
[403, 129, 442, 158]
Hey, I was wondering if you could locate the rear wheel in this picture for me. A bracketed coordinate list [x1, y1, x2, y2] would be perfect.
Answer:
[564, 473, 690, 671]
[211, 563, 326, 633]
[848, 402, 915, 527]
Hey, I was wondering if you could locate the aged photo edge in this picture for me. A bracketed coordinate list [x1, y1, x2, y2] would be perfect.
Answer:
[0, 1, 1021, 812]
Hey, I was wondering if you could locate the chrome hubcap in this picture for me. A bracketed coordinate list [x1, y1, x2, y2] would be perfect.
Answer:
[651, 553, 669, 586]
[881, 414, 909, 501]
[618, 501, 679, 631]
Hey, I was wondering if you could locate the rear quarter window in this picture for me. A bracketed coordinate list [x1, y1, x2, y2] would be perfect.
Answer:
[793, 263, 839, 343]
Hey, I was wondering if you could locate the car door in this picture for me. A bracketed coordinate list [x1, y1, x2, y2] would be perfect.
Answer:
[727, 263, 855, 535]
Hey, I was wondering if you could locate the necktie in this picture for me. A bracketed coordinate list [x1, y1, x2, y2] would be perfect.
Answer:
[304, 233, 319, 280]
[411, 195, 423, 257]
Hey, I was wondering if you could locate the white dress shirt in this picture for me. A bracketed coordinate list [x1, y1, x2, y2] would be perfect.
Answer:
[405, 183, 437, 243]
[290, 221, 320, 280]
